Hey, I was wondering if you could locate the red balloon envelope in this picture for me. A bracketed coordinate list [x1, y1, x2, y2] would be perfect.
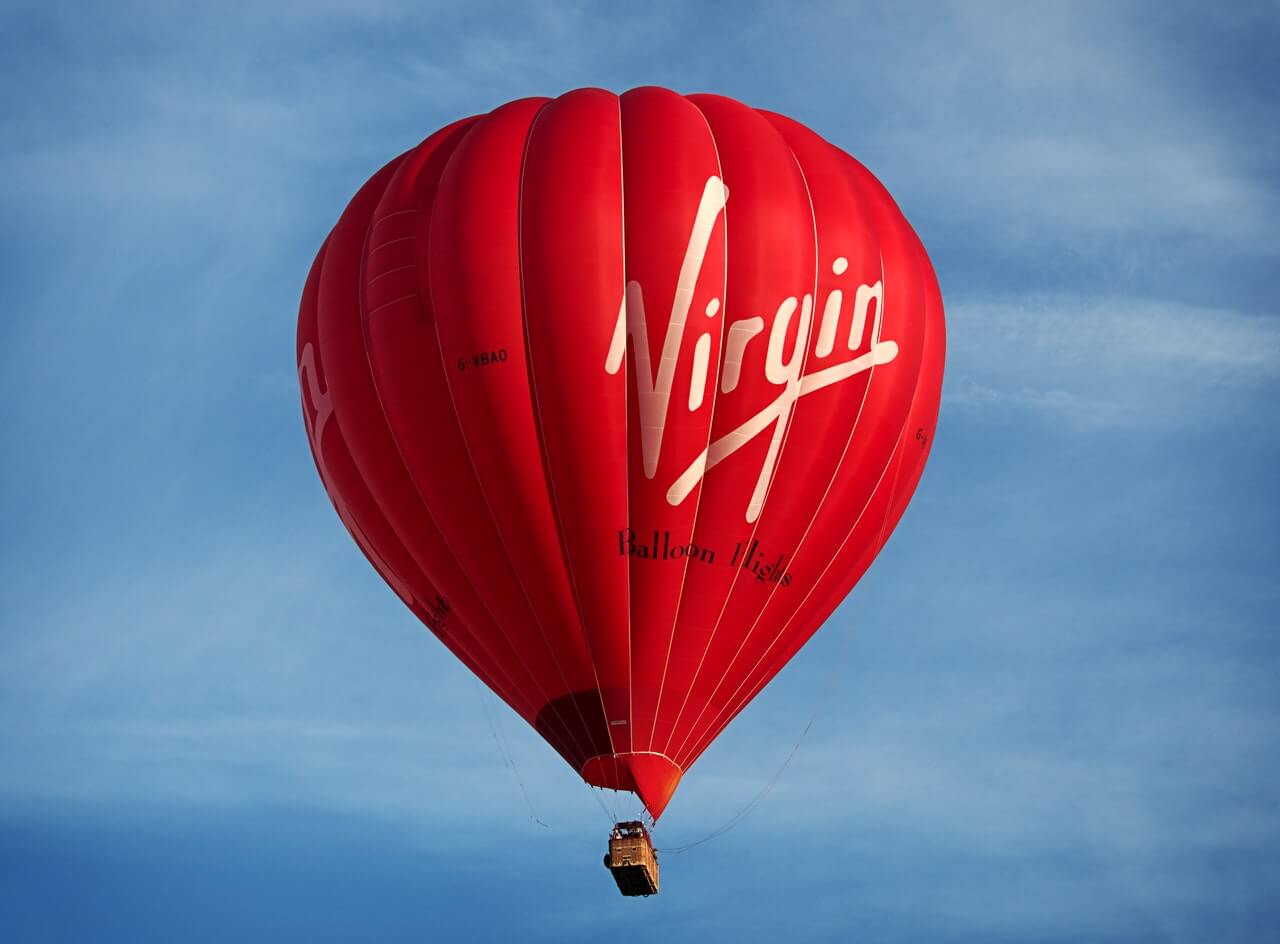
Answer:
[297, 87, 944, 821]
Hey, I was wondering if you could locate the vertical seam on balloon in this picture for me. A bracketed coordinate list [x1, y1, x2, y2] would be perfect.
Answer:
[617, 92, 635, 776]
[357, 145, 548, 721]
[673, 130, 886, 766]
[352, 148, 566, 739]
[685, 190, 939, 766]
[320, 168, 547, 731]
[319, 161, 474, 637]
[517, 93, 624, 786]
[665, 119, 824, 767]
[684, 379, 915, 768]
[302, 243, 423, 615]
[359, 190, 596, 759]
[422, 107, 600, 768]
[652, 96, 743, 758]
[673, 258, 879, 760]
[676, 215, 904, 768]
[312, 181, 422, 616]
[680, 240, 890, 767]
[660, 110, 808, 757]
[684, 420, 909, 768]
[496, 101, 609, 772]
[305, 177, 516, 729]
[647, 93, 730, 755]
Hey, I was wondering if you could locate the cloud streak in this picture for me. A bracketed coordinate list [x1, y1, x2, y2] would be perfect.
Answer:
[943, 294, 1280, 426]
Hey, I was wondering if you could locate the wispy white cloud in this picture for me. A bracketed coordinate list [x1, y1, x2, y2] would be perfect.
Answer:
[944, 294, 1280, 425]
[656, 643, 1280, 936]
[716, 2, 1271, 266]
[0, 505, 613, 831]
[947, 378, 1137, 425]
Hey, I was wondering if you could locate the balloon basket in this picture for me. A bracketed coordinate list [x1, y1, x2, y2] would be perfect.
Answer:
[603, 821, 659, 897]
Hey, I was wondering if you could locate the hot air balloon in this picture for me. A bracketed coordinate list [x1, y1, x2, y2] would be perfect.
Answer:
[297, 86, 944, 893]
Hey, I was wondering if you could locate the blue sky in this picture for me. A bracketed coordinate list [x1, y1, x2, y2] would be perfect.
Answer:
[2, 1, 1278, 940]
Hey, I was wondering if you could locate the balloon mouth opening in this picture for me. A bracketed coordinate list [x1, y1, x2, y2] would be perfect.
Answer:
[581, 752, 683, 820]
[533, 692, 685, 819]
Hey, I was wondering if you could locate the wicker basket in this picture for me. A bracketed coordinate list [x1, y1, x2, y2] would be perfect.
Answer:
[603, 821, 659, 896]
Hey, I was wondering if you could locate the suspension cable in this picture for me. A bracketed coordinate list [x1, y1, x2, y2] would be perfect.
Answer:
[474, 680, 549, 828]
[659, 436, 910, 855]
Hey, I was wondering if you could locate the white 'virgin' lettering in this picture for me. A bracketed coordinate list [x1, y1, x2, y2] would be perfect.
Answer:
[605, 176, 898, 522]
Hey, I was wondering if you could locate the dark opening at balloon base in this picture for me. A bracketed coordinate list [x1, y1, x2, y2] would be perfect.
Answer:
[533, 690, 684, 820]
[581, 752, 683, 821]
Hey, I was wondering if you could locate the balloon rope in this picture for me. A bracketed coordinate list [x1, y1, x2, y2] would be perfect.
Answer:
[588, 785, 621, 825]
[470, 684, 642, 829]
[658, 576, 868, 853]
[658, 714, 815, 855]
[475, 680, 549, 829]
[655, 610, 851, 854]
[659, 422, 913, 856]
